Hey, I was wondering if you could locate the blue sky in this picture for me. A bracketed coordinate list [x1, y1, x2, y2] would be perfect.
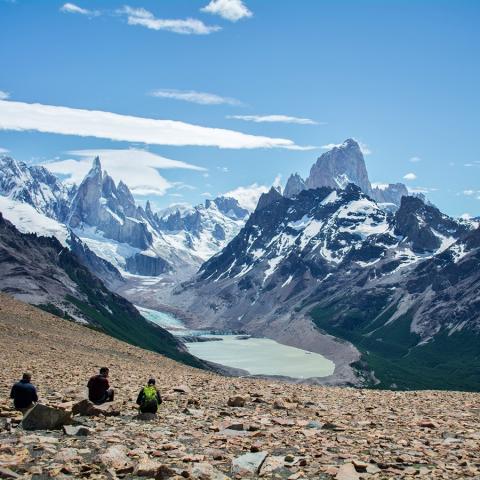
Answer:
[0, 0, 479, 216]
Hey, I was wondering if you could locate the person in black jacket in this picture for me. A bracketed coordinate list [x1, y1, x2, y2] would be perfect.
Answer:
[136, 378, 162, 414]
[10, 373, 38, 412]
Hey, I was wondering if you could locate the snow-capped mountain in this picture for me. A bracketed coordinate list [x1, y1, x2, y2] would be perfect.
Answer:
[171, 180, 478, 389]
[0, 154, 249, 290]
[0, 156, 70, 220]
[285, 138, 420, 210]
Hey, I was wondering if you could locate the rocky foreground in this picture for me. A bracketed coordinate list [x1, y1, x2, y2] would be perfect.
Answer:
[0, 294, 479, 479]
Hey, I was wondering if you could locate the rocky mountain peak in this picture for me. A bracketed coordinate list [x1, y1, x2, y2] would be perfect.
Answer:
[0, 156, 69, 221]
[284, 173, 306, 199]
[305, 139, 372, 196]
[256, 186, 283, 211]
[211, 196, 249, 220]
[394, 195, 468, 253]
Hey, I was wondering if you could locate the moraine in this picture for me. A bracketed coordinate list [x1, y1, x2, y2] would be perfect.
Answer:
[138, 306, 335, 379]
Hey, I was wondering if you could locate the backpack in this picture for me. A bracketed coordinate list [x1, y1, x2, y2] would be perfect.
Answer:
[142, 386, 158, 405]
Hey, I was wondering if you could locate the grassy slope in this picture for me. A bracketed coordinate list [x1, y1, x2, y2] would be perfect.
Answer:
[61, 249, 205, 369]
[311, 304, 480, 391]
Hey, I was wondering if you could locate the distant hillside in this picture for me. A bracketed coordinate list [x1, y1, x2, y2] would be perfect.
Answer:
[0, 213, 204, 368]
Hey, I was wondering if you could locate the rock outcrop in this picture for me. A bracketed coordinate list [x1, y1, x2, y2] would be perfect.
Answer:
[68, 157, 152, 250]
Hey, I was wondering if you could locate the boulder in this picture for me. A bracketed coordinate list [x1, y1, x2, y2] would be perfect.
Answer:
[227, 396, 246, 407]
[190, 462, 230, 480]
[336, 463, 360, 480]
[135, 458, 163, 477]
[72, 399, 120, 417]
[20, 404, 71, 431]
[231, 452, 268, 476]
[63, 425, 91, 436]
[97, 445, 132, 471]
[0, 467, 22, 479]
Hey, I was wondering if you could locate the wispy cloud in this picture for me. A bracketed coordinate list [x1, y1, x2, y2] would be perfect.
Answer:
[0, 147, 9, 154]
[464, 161, 480, 168]
[201, 0, 252, 22]
[403, 172, 417, 181]
[43, 149, 205, 197]
[0, 99, 307, 150]
[0, 90, 10, 100]
[227, 114, 319, 125]
[409, 156, 421, 163]
[60, 3, 99, 16]
[151, 89, 241, 106]
[118, 6, 220, 35]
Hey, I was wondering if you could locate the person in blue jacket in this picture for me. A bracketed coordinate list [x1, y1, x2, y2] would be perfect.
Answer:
[10, 373, 38, 412]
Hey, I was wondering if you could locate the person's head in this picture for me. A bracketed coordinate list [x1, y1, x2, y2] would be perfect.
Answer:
[22, 372, 32, 382]
[147, 378, 156, 386]
[99, 367, 109, 377]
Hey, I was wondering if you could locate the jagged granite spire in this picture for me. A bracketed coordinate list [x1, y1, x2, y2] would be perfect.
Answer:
[306, 139, 372, 195]
[284, 173, 306, 199]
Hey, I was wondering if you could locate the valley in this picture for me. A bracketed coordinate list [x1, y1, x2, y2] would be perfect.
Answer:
[0, 139, 479, 391]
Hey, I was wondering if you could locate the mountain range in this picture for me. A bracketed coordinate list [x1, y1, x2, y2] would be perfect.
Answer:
[1, 139, 479, 390]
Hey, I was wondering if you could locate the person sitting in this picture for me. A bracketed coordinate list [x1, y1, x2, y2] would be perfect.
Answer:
[10, 372, 38, 413]
[87, 367, 114, 405]
[136, 378, 162, 414]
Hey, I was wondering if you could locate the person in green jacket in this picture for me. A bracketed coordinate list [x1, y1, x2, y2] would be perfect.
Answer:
[136, 378, 162, 414]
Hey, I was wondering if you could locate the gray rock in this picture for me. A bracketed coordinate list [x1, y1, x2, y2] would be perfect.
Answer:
[63, 425, 91, 436]
[231, 452, 268, 475]
[306, 139, 372, 195]
[135, 412, 157, 421]
[21, 404, 72, 431]
[284, 173, 306, 199]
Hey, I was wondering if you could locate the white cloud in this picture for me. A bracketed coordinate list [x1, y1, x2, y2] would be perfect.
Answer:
[460, 213, 473, 220]
[201, 0, 252, 22]
[464, 161, 480, 168]
[403, 172, 417, 181]
[217, 166, 229, 172]
[0, 90, 10, 100]
[60, 3, 99, 16]
[358, 142, 372, 156]
[0, 100, 306, 150]
[0, 147, 9, 154]
[151, 89, 241, 106]
[227, 114, 319, 125]
[224, 176, 280, 211]
[409, 156, 421, 163]
[201, 192, 212, 197]
[463, 190, 475, 196]
[119, 6, 220, 35]
[224, 183, 268, 211]
[42, 148, 205, 197]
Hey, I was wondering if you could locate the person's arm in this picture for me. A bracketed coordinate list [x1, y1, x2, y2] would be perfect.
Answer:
[156, 390, 162, 404]
[10, 384, 16, 399]
[136, 389, 144, 405]
[87, 377, 92, 389]
[32, 386, 38, 403]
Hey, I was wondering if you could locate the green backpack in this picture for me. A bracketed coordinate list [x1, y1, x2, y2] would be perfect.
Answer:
[142, 385, 158, 405]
